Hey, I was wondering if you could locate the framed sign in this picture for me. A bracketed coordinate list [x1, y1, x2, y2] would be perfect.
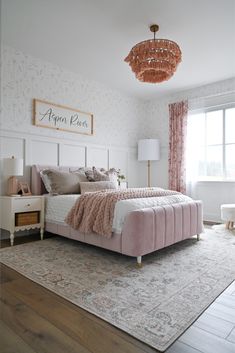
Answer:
[33, 99, 93, 135]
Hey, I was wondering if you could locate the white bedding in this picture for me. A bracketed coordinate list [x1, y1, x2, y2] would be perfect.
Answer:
[45, 192, 193, 234]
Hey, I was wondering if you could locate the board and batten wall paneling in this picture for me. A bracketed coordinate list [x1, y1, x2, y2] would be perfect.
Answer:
[0, 136, 25, 194]
[60, 144, 86, 167]
[0, 136, 25, 159]
[0, 130, 138, 195]
[30, 140, 59, 166]
[87, 147, 109, 169]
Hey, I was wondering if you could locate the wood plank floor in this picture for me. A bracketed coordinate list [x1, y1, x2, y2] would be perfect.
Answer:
[0, 234, 235, 353]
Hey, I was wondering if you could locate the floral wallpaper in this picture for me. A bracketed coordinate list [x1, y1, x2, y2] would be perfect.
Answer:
[1, 46, 149, 147]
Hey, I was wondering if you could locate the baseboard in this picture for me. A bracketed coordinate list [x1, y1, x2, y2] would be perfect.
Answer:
[203, 213, 222, 223]
[203, 220, 221, 226]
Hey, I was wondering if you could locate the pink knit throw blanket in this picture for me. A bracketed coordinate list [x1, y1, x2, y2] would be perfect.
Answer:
[65, 188, 179, 238]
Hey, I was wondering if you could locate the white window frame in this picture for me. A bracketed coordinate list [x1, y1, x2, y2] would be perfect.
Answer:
[188, 103, 235, 182]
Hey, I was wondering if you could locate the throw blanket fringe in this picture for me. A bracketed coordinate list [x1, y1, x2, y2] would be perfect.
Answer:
[65, 188, 179, 238]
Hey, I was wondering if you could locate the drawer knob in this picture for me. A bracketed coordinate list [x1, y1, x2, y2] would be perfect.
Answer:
[26, 204, 31, 207]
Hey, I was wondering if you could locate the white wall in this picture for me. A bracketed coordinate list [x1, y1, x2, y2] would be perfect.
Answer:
[145, 78, 235, 221]
[0, 46, 147, 195]
[1, 46, 148, 147]
[1, 45, 235, 223]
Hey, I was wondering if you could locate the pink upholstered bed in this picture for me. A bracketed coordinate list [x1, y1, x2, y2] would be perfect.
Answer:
[32, 165, 203, 265]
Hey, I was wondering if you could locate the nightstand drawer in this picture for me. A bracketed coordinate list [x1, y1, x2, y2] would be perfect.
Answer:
[13, 198, 42, 212]
[15, 211, 40, 226]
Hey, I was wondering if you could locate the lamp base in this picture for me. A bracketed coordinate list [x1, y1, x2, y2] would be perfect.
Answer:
[7, 176, 19, 196]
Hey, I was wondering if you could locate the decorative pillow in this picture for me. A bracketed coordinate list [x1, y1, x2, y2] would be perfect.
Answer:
[80, 181, 117, 194]
[70, 170, 88, 183]
[85, 168, 95, 181]
[40, 170, 52, 193]
[84, 167, 105, 181]
[70, 167, 89, 177]
[41, 170, 84, 194]
[70, 167, 95, 181]
[92, 167, 109, 181]
[91, 166, 118, 183]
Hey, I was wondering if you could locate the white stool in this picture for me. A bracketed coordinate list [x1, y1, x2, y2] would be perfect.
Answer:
[221, 204, 235, 229]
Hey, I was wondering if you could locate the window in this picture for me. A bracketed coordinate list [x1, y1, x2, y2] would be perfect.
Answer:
[186, 105, 235, 181]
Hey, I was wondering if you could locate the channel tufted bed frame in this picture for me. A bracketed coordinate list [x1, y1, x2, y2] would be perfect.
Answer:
[32, 165, 203, 265]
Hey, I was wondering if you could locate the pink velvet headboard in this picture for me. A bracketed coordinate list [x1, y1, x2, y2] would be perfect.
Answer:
[31, 165, 83, 195]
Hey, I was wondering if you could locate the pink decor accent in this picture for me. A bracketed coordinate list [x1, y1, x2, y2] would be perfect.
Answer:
[124, 24, 182, 83]
[168, 100, 188, 193]
[7, 176, 19, 195]
[32, 165, 203, 262]
[45, 201, 203, 257]
[65, 188, 179, 238]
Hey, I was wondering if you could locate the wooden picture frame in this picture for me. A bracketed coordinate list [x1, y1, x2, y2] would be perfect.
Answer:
[19, 182, 32, 196]
[33, 99, 94, 136]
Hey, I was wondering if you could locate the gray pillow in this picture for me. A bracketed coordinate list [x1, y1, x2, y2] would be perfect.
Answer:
[91, 167, 118, 182]
[41, 170, 86, 194]
[80, 181, 118, 194]
[71, 167, 94, 181]
[84, 168, 96, 181]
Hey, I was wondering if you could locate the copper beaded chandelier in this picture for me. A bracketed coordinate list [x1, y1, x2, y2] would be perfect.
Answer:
[124, 24, 182, 84]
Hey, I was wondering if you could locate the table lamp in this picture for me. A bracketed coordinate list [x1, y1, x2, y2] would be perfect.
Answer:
[3, 156, 24, 196]
[138, 139, 160, 187]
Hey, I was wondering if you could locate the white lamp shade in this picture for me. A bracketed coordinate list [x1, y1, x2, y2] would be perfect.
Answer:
[3, 157, 24, 176]
[138, 139, 160, 161]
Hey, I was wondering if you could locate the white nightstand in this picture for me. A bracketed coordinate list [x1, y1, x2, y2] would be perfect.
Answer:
[0, 195, 45, 246]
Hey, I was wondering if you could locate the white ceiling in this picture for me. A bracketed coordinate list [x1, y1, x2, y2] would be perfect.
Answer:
[2, 0, 235, 100]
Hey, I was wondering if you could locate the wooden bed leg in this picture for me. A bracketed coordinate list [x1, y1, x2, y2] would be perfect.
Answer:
[137, 256, 142, 267]
[197, 234, 200, 241]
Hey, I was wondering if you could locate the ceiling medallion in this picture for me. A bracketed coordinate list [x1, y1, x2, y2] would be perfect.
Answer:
[124, 24, 182, 84]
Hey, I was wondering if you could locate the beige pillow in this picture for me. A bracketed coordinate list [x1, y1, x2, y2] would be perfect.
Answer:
[40, 170, 52, 193]
[80, 181, 117, 194]
[70, 167, 90, 178]
[92, 167, 118, 182]
[41, 170, 85, 194]
[71, 171, 88, 183]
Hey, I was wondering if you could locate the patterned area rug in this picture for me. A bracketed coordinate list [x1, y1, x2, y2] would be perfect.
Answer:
[212, 223, 235, 235]
[1, 228, 235, 351]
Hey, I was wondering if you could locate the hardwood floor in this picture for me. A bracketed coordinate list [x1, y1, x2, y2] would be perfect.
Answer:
[0, 234, 235, 353]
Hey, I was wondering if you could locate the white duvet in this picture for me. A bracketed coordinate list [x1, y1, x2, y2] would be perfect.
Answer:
[45, 192, 193, 234]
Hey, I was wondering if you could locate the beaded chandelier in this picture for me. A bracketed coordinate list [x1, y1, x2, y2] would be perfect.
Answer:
[124, 24, 182, 84]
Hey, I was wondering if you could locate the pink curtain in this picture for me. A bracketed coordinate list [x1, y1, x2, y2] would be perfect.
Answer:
[168, 100, 188, 193]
